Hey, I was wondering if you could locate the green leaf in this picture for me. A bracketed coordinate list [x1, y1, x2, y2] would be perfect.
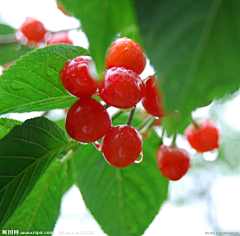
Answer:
[0, 44, 89, 115]
[0, 118, 22, 139]
[59, 0, 139, 75]
[0, 43, 33, 66]
[0, 24, 15, 35]
[0, 117, 78, 229]
[135, 0, 240, 133]
[3, 158, 67, 231]
[65, 158, 75, 191]
[72, 131, 168, 236]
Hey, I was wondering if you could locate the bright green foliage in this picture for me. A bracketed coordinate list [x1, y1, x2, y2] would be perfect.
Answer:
[0, 44, 89, 115]
[135, 0, 240, 133]
[0, 43, 33, 66]
[0, 24, 15, 35]
[3, 159, 68, 231]
[58, 0, 139, 75]
[72, 131, 168, 236]
[0, 117, 79, 229]
[0, 118, 22, 139]
[0, 0, 239, 234]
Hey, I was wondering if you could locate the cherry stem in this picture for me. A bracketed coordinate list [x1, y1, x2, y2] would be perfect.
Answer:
[138, 116, 156, 133]
[161, 117, 167, 138]
[103, 104, 110, 109]
[191, 114, 200, 129]
[52, 26, 82, 33]
[136, 115, 152, 131]
[142, 72, 157, 82]
[111, 109, 124, 121]
[40, 111, 49, 117]
[126, 108, 135, 126]
[171, 130, 178, 147]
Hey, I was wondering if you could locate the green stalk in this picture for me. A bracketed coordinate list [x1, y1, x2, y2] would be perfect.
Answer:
[126, 108, 135, 126]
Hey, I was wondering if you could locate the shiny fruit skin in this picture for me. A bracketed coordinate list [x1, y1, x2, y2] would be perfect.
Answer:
[20, 17, 47, 43]
[99, 67, 145, 109]
[106, 37, 146, 74]
[61, 56, 98, 98]
[65, 98, 111, 143]
[47, 32, 73, 45]
[184, 118, 219, 152]
[100, 125, 143, 168]
[141, 76, 165, 118]
[157, 144, 191, 181]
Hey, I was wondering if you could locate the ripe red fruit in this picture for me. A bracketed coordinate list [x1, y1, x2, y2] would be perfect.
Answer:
[99, 67, 145, 109]
[19, 17, 48, 43]
[65, 98, 111, 143]
[141, 76, 165, 118]
[184, 118, 219, 152]
[157, 144, 191, 181]
[105, 37, 146, 74]
[100, 125, 143, 168]
[61, 56, 98, 98]
[47, 32, 73, 45]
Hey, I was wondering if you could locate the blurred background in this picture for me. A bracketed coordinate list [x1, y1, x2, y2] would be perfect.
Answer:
[0, 0, 240, 235]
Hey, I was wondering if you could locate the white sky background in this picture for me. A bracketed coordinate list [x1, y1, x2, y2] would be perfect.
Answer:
[1, 0, 240, 235]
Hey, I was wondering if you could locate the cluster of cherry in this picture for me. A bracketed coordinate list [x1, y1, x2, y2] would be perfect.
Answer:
[61, 37, 158, 168]
[15, 11, 220, 181]
[60, 36, 220, 181]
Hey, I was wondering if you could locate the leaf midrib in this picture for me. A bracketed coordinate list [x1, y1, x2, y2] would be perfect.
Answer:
[26, 158, 67, 230]
[0, 95, 75, 114]
[115, 168, 124, 236]
[0, 141, 78, 195]
[176, 0, 223, 110]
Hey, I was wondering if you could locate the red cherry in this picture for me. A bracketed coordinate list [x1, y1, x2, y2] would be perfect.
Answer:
[47, 32, 73, 45]
[19, 17, 48, 43]
[184, 118, 219, 152]
[105, 37, 146, 74]
[141, 76, 165, 118]
[99, 67, 145, 109]
[61, 56, 98, 98]
[157, 144, 191, 181]
[100, 125, 143, 168]
[65, 98, 112, 143]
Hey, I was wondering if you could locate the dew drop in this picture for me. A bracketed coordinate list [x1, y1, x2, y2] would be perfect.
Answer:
[46, 69, 55, 76]
[93, 141, 101, 151]
[134, 151, 144, 164]
[55, 55, 61, 60]
[202, 149, 219, 162]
